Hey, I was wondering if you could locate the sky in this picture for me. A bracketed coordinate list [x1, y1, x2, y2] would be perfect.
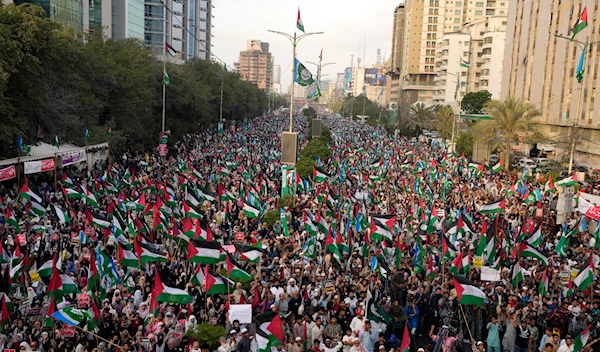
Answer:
[212, 0, 400, 93]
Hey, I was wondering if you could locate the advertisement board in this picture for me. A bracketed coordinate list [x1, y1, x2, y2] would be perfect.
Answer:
[364, 68, 387, 85]
[344, 67, 353, 90]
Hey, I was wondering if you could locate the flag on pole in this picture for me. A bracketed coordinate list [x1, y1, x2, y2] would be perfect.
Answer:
[296, 7, 305, 33]
[574, 256, 594, 291]
[460, 58, 470, 68]
[573, 323, 593, 352]
[571, 7, 588, 40]
[294, 59, 314, 86]
[152, 269, 193, 304]
[453, 277, 485, 306]
[84, 124, 90, 141]
[576, 44, 587, 83]
[164, 69, 171, 86]
[54, 135, 60, 149]
[165, 42, 177, 56]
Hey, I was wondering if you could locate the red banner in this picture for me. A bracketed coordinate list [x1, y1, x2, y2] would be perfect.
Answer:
[0, 165, 16, 181]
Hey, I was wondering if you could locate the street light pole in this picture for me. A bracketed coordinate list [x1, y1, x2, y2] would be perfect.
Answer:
[554, 34, 600, 174]
[307, 61, 335, 119]
[448, 71, 461, 154]
[268, 29, 323, 132]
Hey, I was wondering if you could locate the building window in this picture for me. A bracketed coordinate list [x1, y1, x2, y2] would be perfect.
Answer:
[475, 10, 483, 15]
[454, 26, 460, 31]
[500, 2, 505, 5]
[456, 1, 462, 5]
[476, 1, 484, 6]
[455, 9, 461, 14]
[454, 17, 460, 23]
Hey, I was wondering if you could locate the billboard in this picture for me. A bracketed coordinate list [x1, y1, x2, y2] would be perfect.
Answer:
[364, 68, 386, 85]
[344, 67, 353, 90]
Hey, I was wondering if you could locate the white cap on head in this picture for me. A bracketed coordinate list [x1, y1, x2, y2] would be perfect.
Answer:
[241, 328, 248, 334]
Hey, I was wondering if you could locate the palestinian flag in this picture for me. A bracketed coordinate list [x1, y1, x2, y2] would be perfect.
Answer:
[527, 224, 542, 247]
[574, 257, 594, 291]
[85, 188, 99, 208]
[235, 244, 265, 263]
[506, 183, 517, 197]
[5, 208, 20, 233]
[38, 260, 54, 278]
[91, 217, 111, 229]
[371, 214, 397, 231]
[442, 234, 457, 262]
[61, 173, 75, 188]
[218, 185, 236, 202]
[538, 269, 549, 296]
[544, 176, 555, 194]
[313, 167, 329, 182]
[53, 205, 71, 224]
[19, 179, 42, 203]
[194, 222, 214, 241]
[492, 159, 503, 173]
[118, 243, 139, 268]
[511, 262, 523, 287]
[518, 243, 549, 266]
[370, 217, 393, 243]
[218, 166, 231, 177]
[255, 312, 285, 352]
[48, 267, 81, 297]
[571, 7, 588, 40]
[29, 201, 46, 217]
[480, 198, 506, 214]
[184, 203, 202, 219]
[242, 201, 261, 218]
[573, 323, 593, 352]
[87, 252, 99, 292]
[556, 174, 579, 187]
[394, 235, 406, 269]
[303, 212, 318, 236]
[202, 266, 228, 295]
[52, 307, 93, 327]
[0, 295, 9, 334]
[44, 297, 57, 328]
[226, 254, 252, 280]
[400, 325, 410, 352]
[134, 241, 168, 264]
[152, 269, 193, 304]
[453, 276, 485, 306]
[460, 57, 470, 68]
[450, 251, 464, 275]
[187, 240, 223, 264]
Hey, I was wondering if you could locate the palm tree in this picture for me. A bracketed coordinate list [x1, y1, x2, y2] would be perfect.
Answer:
[404, 103, 435, 131]
[472, 96, 541, 170]
[434, 106, 455, 140]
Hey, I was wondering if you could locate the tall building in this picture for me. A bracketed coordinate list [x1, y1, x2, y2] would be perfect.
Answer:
[112, 0, 145, 41]
[433, 16, 507, 105]
[144, 0, 213, 60]
[389, 3, 406, 110]
[14, 0, 84, 32]
[397, 0, 509, 104]
[273, 64, 281, 85]
[501, 0, 600, 168]
[235, 40, 273, 90]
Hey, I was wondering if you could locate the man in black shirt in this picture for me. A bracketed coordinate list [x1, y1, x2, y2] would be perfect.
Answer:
[336, 309, 350, 333]
[515, 314, 531, 352]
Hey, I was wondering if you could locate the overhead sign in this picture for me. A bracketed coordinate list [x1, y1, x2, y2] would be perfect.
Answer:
[0, 165, 16, 182]
[24, 159, 55, 175]
[61, 150, 86, 166]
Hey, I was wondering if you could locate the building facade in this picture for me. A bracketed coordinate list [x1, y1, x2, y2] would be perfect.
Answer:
[388, 3, 406, 110]
[396, 0, 509, 104]
[235, 40, 273, 90]
[112, 0, 145, 41]
[432, 16, 506, 105]
[501, 0, 600, 168]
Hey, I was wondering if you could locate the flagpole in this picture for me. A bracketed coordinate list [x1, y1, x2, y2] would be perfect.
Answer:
[74, 326, 125, 351]
[162, 42, 167, 135]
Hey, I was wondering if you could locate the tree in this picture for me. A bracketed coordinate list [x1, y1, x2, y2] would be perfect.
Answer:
[461, 90, 492, 114]
[435, 105, 455, 140]
[472, 96, 541, 170]
[403, 103, 435, 132]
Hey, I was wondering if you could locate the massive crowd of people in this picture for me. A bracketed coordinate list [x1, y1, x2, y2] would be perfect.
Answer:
[0, 113, 598, 352]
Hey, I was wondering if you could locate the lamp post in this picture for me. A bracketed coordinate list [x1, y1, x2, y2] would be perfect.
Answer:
[445, 71, 461, 154]
[307, 61, 335, 119]
[554, 34, 600, 174]
[267, 29, 323, 132]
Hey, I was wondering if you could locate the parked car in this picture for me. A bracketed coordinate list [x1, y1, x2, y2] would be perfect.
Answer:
[535, 158, 551, 167]
[518, 158, 536, 169]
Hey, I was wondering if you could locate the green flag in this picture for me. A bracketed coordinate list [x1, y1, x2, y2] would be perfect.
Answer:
[294, 59, 314, 86]
[164, 69, 171, 86]
[280, 209, 289, 237]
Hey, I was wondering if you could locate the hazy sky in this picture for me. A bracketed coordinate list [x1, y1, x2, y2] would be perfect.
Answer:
[212, 0, 400, 93]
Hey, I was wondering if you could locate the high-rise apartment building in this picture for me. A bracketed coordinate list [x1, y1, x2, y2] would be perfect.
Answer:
[433, 16, 507, 105]
[112, 0, 145, 41]
[501, 0, 600, 168]
[396, 0, 508, 104]
[144, 0, 213, 60]
[273, 64, 281, 85]
[235, 40, 273, 90]
[389, 3, 406, 110]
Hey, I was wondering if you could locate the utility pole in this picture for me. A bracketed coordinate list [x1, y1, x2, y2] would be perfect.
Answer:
[554, 34, 600, 173]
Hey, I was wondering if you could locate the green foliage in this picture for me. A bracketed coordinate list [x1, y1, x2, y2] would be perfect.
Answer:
[280, 195, 296, 208]
[303, 107, 316, 118]
[545, 170, 559, 184]
[296, 126, 331, 179]
[336, 94, 380, 120]
[262, 210, 280, 229]
[456, 131, 473, 158]
[435, 106, 455, 140]
[461, 90, 492, 114]
[0, 4, 270, 158]
[186, 324, 226, 350]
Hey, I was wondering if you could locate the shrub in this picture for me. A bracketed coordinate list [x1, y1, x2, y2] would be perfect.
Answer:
[262, 210, 279, 229]
[186, 324, 226, 350]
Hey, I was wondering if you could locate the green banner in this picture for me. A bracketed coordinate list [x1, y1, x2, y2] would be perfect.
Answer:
[281, 165, 296, 198]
